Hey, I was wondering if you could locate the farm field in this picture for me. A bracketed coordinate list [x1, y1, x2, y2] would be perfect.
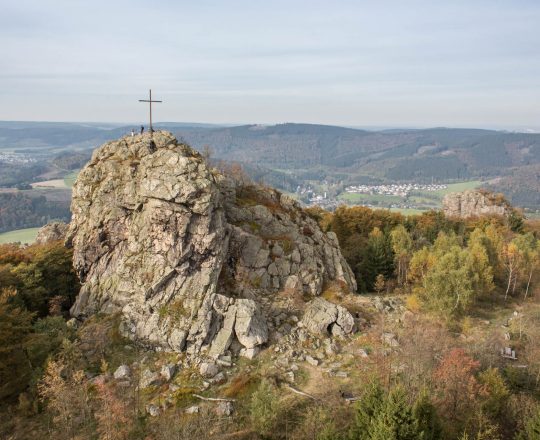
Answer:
[0, 227, 40, 244]
[338, 192, 403, 204]
[388, 207, 428, 216]
[31, 179, 68, 189]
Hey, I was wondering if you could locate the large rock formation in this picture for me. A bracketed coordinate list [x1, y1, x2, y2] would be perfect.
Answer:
[443, 190, 512, 219]
[67, 131, 355, 357]
[36, 221, 69, 244]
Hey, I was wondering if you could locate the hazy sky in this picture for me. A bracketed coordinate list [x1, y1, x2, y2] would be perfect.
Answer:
[1, 0, 539, 128]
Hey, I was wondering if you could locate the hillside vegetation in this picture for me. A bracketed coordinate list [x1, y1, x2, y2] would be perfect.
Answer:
[1, 202, 540, 439]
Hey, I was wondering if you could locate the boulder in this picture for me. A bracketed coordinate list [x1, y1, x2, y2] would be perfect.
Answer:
[36, 221, 69, 244]
[301, 298, 355, 337]
[160, 364, 176, 381]
[216, 401, 234, 416]
[113, 365, 130, 380]
[199, 362, 219, 378]
[140, 369, 161, 388]
[146, 404, 160, 417]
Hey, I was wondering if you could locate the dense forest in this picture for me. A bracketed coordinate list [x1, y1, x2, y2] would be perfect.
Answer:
[2, 197, 540, 439]
[0, 193, 71, 233]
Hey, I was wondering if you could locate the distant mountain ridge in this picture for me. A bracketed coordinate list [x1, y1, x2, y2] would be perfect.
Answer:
[2, 121, 540, 208]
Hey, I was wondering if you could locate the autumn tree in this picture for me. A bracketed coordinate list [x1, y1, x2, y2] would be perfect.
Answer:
[390, 225, 413, 285]
[38, 359, 91, 439]
[433, 348, 482, 427]
[95, 382, 133, 440]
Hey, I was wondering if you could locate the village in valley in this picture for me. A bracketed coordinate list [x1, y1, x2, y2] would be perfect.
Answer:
[295, 180, 453, 212]
[343, 182, 448, 197]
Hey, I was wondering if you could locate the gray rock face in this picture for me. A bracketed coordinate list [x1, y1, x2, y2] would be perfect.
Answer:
[301, 298, 355, 337]
[443, 190, 511, 219]
[67, 131, 356, 357]
[36, 221, 69, 244]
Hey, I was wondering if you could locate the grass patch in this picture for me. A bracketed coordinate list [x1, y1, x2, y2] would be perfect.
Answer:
[0, 227, 40, 244]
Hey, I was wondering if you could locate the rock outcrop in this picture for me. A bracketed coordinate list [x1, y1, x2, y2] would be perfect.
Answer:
[443, 190, 512, 219]
[301, 298, 355, 337]
[36, 221, 69, 244]
[67, 132, 355, 358]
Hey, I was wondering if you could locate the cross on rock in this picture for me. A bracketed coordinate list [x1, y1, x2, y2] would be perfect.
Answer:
[139, 89, 162, 133]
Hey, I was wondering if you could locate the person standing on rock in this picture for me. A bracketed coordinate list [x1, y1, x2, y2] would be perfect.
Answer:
[131, 129, 135, 137]
[140, 125, 144, 135]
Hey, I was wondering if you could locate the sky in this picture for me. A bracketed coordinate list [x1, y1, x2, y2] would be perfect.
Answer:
[1, 0, 540, 129]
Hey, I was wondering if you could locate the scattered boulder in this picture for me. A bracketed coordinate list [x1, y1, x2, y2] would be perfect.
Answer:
[301, 298, 355, 337]
[185, 405, 199, 414]
[146, 404, 160, 417]
[215, 401, 234, 416]
[160, 364, 176, 381]
[113, 365, 130, 380]
[140, 369, 161, 388]
[199, 362, 219, 378]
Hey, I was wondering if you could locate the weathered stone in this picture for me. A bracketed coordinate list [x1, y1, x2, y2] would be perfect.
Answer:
[67, 131, 356, 359]
[443, 190, 512, 219]
[234, 299, 268, 349]
[240, 347, 260, 359]
[160, 364, 176, 381]
[215, 401, 234, 416]
[140, 370, 161, 388]
[301, 298, 355, 337]
[113, 365, 130, 380]
[199, 362, 219, 378]
[36, 221, 69, 244]
[305, 355, 319, 366]
[146, 404, 160, 417]
[185, 405, 199, 414]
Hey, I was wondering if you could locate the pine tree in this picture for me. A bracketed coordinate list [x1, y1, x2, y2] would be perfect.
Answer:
[413, 391, 442, 440]
[516, 406, 540, 440]
[349, 381, 385, 440]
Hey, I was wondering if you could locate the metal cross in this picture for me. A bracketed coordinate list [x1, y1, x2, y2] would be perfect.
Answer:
[138, 89, 162, 133]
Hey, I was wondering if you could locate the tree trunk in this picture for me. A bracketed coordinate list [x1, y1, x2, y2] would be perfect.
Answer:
[525, 268, 533, 299]
[505, 267, 514, 300]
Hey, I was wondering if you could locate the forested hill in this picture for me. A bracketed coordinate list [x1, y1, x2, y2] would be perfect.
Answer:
[2, 121, 540, 207]
[176, 123, 540, 180]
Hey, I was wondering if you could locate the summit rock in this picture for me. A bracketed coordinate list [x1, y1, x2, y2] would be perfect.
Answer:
[67, 131, 355, 357]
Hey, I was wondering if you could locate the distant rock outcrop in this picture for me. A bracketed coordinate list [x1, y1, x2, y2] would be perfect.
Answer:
[443, 190, 512, 219]
[36, 221, 69, 244]
[67, 131, 355, 358]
